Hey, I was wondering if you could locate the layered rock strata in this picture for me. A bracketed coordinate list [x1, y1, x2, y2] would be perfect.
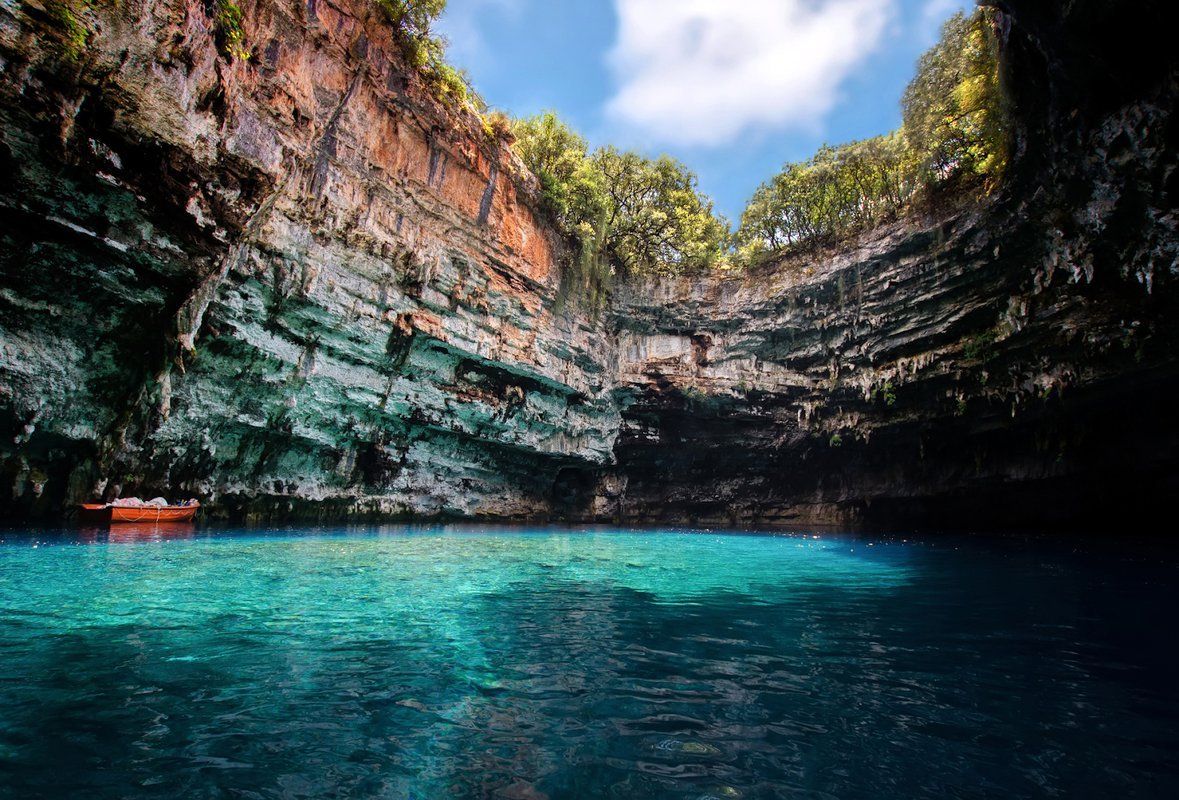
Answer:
[1, 0, 618, 520]
[599, 0, 1179, 528]
[1, 0, 1175, 528]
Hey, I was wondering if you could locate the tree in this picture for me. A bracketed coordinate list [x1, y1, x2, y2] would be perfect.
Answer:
[510, 112, 606, 231]
[592, 147, 726, 277]
[835, 134, 913, 226]
[735, 7, 1007, 263]
[512, 113, 613, 308]
[734, 137, 911, 260]
[902, 8, 1009, 188]
[511, 115, 727, 281]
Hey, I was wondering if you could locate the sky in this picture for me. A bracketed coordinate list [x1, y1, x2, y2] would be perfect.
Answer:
[435, 0, 976, 224]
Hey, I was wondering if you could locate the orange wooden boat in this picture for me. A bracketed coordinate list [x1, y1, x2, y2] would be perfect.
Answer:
[79, 502, 199, 523]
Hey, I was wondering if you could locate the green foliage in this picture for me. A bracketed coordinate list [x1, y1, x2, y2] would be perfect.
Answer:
[511, 112, 605, 228]
[430, 60, 472, 107]
[511, 112, 612, 308]
[212, 0, 250, 62]
[829, 434, 844, 448]
[561, 206, 612, 312]
[44, 0, 91, 61]
[480, 110, 512, 143]
[902, 8, 1009, 190]
[374, 1, 478, 109]
[592, 146, 727, 277]
[963, 330, 997, 361]
[375, 0, 446, 44]
[512, 112, 727, 300]
[879, 381, 897, 407]
[735, 7, 1009, 263]
[734, 133, 912, 262]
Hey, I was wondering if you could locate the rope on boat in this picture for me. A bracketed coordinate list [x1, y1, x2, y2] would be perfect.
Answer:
[114, 507, 164, 522]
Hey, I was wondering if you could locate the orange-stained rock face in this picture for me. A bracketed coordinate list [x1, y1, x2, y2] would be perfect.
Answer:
[0, 0, 617, 521]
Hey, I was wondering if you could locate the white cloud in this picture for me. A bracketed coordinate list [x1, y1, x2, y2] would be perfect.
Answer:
[605, 0, 895, 148]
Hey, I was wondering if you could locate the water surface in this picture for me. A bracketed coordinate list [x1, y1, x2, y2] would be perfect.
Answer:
[1, 526, 1176, 798]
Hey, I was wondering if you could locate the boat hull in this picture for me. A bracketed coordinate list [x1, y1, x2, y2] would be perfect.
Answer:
[79, 503, 199, 523]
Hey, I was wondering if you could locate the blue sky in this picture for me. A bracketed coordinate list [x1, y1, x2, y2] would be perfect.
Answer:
[436, 0, 975, 223]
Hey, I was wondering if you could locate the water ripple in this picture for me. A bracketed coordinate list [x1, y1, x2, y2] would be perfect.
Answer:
[1, 528, 1177, 798]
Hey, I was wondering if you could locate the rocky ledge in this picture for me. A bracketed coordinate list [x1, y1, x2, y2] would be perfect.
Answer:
[1, 0, 1176, 529]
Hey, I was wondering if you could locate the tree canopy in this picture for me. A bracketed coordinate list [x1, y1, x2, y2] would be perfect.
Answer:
[395, 4, 1010, 295]
[509, 112, 603, 232]
[592, 147, 727, 277]
[511, 114, 727, 291]
[734, 7, 1009, 264]
[733, 134, 913, 261]
[902, 8, 1009, 187]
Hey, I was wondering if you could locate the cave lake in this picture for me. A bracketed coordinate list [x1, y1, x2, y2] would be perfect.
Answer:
[1, 526, 1177, 799]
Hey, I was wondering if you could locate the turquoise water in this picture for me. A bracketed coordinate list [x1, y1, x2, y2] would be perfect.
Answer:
[1, 526, 1177, 799]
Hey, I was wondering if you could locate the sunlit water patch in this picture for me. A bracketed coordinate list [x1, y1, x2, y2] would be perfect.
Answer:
[1, 526, 1176, 798]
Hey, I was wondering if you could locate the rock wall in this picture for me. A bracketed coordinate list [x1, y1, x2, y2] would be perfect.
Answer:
[598, 0, 1179, 529]
[606, 193, 1178, 529]
[0, 0, 618, 520]
[1, 0, 1175, 529]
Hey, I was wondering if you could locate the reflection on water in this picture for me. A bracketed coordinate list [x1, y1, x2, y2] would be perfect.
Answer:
[106, 522, 195, 544]
[71, 522, 197, 544]
[0, 527, 1176, 799]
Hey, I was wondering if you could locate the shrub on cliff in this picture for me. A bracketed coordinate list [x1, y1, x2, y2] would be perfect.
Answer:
[903, 7, 1009, 190]
[375, 0, 446, 48]
[374, 1, 474, 108]
[211, 0, 250, 61]
[511, 113, 727, 292]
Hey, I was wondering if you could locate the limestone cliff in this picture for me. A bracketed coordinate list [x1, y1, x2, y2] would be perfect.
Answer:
[1, 0, 1175, 529]
[1, 0, 618, 520]
[598, 0, 1179, 529]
